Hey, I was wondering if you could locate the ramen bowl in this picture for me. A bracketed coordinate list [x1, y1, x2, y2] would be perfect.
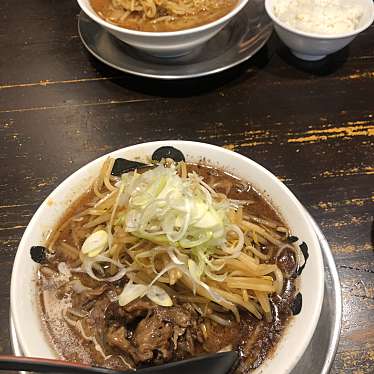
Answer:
[77, 0, 249, 57]
[11, 140, 324, 373]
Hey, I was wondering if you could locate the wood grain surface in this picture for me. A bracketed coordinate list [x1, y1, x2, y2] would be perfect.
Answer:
[0, 0, 373, 373]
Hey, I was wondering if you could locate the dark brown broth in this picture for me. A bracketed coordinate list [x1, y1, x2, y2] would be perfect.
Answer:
[38, 163, 296, 372]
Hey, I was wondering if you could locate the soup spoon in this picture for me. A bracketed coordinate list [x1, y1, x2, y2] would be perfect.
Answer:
[0, 351, 238, 374]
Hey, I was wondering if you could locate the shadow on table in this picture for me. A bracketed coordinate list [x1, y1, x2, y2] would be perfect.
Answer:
[269, 36, 350, 79]
[87, 32, 351, 96]
[87, 44, 271, 97]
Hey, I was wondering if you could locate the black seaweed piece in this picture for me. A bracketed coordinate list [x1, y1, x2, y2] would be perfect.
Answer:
[300, 241, 309, 261]
[291, 293, 303, 315]
[152, 146, 185, 162]
[30, 246, 47, 264]
[296, 241, 309, 275]
[287, 235, 299, 243]
[111, 158, 149, 176]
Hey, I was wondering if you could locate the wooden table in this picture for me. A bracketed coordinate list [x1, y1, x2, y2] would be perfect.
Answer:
[0, 1, 373, 372]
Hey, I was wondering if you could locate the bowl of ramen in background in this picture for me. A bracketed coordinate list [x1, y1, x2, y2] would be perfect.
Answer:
[11, 141, 324, 373]
[77, 0, 249, 57]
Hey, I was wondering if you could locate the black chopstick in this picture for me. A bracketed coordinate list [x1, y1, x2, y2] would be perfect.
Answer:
[0, 351, 238, 374]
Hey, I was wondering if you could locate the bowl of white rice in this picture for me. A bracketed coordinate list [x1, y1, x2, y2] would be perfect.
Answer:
[265, 0, 374, 61]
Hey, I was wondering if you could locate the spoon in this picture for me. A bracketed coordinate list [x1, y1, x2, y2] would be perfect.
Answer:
[0, 351, 239, 374]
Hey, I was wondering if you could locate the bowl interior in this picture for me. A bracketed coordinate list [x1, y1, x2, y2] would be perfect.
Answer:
[77, 0, 249, 37]
[11, 140, 324, 373]
[265, 0, 374, 39]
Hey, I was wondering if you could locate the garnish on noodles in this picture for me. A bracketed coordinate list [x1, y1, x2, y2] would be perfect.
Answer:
[38, 157, 305, 371]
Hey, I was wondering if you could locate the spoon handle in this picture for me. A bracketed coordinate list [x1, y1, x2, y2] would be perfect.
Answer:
[0, 355, 120, 374]
[0, 351, 238, 374]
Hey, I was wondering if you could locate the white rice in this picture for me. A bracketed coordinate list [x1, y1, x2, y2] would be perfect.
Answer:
[273, 0, 364, 35]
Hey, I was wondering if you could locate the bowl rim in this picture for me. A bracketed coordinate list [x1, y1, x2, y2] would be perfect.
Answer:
[265, 0, 374, 40]
[10, 140, 324, 373]
[77, 0, 249, 37]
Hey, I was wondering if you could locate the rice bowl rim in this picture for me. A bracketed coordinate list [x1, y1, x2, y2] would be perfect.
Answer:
[265, 0, 374, 40]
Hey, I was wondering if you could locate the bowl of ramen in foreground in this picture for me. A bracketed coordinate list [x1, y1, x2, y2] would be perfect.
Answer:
[11, 141, 324, 373]
[77, 0, 249, 56]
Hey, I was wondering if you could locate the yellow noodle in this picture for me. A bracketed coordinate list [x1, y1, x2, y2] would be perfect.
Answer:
[274, 268, 284, 295]
[179, 275, 235, 312]
[254, 290, 271, 313]
[85, 209, 109, 216]
[93, 190, 118, 209]
[93, 161, 107, 197]
[83, 213, 111, 229]
[245, 242, 271, 261]
[211, 287, 262, 319]
[225, 257, 277, 276]
[169, 268, 181, 285]
[226, 277, 275, 293]
[240, 221, 283, 246]
[242, 289, 249, 304]
[48, 215, 78, 250]
[103, 158, 117, 192]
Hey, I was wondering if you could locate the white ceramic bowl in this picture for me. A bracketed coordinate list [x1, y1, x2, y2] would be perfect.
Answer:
[265, 0, 374, 61]
[77, 0, 248, 57]
[11, 141, 324, 373]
